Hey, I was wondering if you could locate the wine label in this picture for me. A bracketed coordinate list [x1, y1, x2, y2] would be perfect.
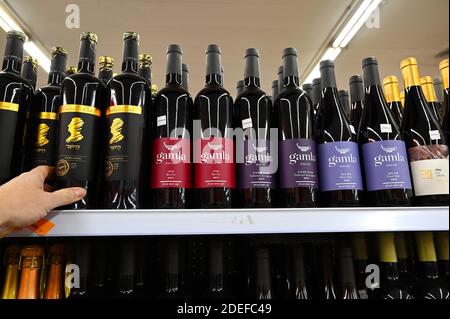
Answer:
[362, 140, 412, 191]
[429, 130, 441, 141]
[0, 101, 20, 181]
[151, 137, 191, 189]
[29, 112, 58, 167]
[104, 105, 145, 181]
[318, 141, 363, 191]
[56, 104, 101, 180]
[279, 138, 318, 189]
[408, 144, 449, 196]
[380, 124, 392, 133]
[237, 140, 275, 189]
[194, 138, 235, 189]
[242, 118, 253, 130]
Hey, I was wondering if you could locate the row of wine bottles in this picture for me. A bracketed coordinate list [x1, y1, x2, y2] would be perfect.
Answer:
[1, 232, 448, 299]
[0, 31, 448, 210]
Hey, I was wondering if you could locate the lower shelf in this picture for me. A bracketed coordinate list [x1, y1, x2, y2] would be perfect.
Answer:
[8, 206, 449, 237]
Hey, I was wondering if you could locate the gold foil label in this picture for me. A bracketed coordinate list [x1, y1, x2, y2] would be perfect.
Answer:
[106, 105, 142, 116]
[0, 101, 19, 112]
[66, 117, 85, 143]
[59, 104, 101, 117]
[39, 112, 57, 120]
[110, 118, 125, 144]
[36, 123, 50, 147]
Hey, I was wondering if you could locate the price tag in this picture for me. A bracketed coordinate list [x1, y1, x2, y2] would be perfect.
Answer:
[242, 118, 253, 130]
[27, 218, 55, 236]
[380, 124, 392, 133]
[157, 115, 167, 127]
[429, 130, 441, 140]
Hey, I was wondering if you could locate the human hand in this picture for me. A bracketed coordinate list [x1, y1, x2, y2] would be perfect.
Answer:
[0, 166, 86, 237]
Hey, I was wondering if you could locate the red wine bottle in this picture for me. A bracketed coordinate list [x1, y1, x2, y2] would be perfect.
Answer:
[316, 60, 363, 207]
[420, 76, 442, 121]
[98, 56, 114, 85]
[158, 240, 186, 299]
[193, 44, 235, 208]
[277, 66, 284, 96]
[271, 80, 278, 104]
[236, 80, 244, 97]
[400, 57, 449, 206]
[338, 89, 351, 119]
[182, 63, 189, 91]
[203, 239, 231, 299]
[254, 248, 274, 299]
[25, 47, 67, 170]
[276, 48, 318, 207]
[138, 54, 152, 87]
[55, 32, 108, 209]
[440, 59, 449, 146]
[338, 247, 360, 299]
[234, 48, 275, 208]
[0, 31, 33, 185]
[434, 77, 444, 116]
[103, 32, 150, 209]
[302, 83, 313, 100]
[116, 239, 136, 298]
[67, 239, 90, 299]
[352, 234, 370, 299]
[151, 44, 193, 209]
[317, 244, 337, 299]
[291, 246, 311, 299]
[358, 57, 413, 206]
[21, 56, 39, 91]
[383, 76, 403, 125]
[349, 75, 364, 129]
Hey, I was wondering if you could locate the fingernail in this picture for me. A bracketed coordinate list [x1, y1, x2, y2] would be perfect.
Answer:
[74, 188, 87, 198]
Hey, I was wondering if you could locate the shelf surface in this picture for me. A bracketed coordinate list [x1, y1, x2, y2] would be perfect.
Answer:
[8, 206, 449, 237]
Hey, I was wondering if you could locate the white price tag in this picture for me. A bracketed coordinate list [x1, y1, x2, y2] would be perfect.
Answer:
[380, 124, 392, 133]
[429, 130, 441, 140]
[157, 115, 167, 127]
[349, 125, 356, 134]
[242, 118, 253, 130]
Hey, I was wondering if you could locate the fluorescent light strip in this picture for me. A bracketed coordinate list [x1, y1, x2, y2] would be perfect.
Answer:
[303, 47, 342, 84]
[0, 6, 51, 73]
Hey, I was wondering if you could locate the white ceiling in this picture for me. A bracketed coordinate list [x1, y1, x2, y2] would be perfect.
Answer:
[1, 0, 448, 95]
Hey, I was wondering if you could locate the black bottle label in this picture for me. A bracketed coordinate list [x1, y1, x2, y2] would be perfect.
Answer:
[0, 101, 20, 180]
[56, 104, 101, 180]
[30, 112, 57, 167]
[104, 105, 144, 181]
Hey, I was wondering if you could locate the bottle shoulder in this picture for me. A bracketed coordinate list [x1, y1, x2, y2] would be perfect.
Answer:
[195, 85, 232, 99]
[156, 85, 192, 98]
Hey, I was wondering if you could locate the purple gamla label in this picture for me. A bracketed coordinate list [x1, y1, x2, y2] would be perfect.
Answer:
[318, 141, 363, 191]
[362, 140, 412, 191]
[237, 140, 276, 189]
[279, 139, 318, 189]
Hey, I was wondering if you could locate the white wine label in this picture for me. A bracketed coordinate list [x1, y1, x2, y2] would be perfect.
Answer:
[157, 115, 167, 127]
[380, 124, 392, 133]
[429, 130, 441, 140]
[349, 125, 356, 134]
[242, 118, 253, 130]
[410, 159, 449, 196]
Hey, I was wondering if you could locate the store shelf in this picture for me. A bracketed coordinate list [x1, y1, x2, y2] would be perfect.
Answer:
[7, 206, 449, 237]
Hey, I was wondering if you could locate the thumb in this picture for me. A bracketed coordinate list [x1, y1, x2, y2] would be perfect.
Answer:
[46, 187, 87, 209]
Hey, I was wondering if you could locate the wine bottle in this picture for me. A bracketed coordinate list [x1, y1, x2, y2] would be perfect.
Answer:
[98, 56, 114, 85]
[21, 56, 39, 91]
[271, 80, 278, 104]
[102, 33, 150, 209]
[270, 240, 290, 299]
[204, 240, 231, 298]
[182, 63, 189, 91]
[433, 77, 444, 107]
[67, 240, 90, 299]
[276, 48, 318, 207]
[1, 245, 21, 299]
[338, 89, 351, 119]
[383, 76, 403, 125]
[66, 66, 77, 77]
[159, 240, 186, 299]
[434, 232, 449, 282]
[277, 66, 284, 96]
[440, 59, 449, 145]
[236, 80, 244, 97]
[316, 60, 363, 207]
[312, 78, 322, 133]
[234, 48, 275, 208]
[89, 239, 112, 298]
[138, 53, 152, 86]
[377, 233, 414, 299]
[337, 247, 359, 299]
[415, 232, 449, 299]
[116, 239, 136, 298]
[0, 31, 33, 185]
[193, 44, 235, 208]
[420, 76, 442, 121]
[317, 244, 337, 299]
[17, 245, 44, 299]
[352, 233, 369, 299]
[25, 47, 67, 170]
[151, 44, 192, 209]
[359, 57, 413, 206]
[55, 32, 108, 209]
[349, 75, 364, 129]
[254, 248, 273, 299]
[400, 57, 449, 206]
[292, 246, 311, 299]
[400, 92, 405, 107]
[394, 232, 416, 292]
[43, 244, 66, 299]
[302, 83, 313, 100]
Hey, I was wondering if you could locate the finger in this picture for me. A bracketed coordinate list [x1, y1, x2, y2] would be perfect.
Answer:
[30, 166, 54, 182]
[45, 187, 87, 209]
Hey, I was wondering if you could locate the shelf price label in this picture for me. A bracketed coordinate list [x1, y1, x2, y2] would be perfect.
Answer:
[28, 218, 55, 236]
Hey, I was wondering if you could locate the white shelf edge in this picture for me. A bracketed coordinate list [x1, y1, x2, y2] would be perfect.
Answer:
[8, 207, 449, 237]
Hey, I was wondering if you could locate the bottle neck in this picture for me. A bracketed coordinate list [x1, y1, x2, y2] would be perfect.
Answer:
[244, 76, 260, 88]
[166, 73, 182, 86]
[139, 66, 151, 84]
[384, 82, 402, 103]
[284, 76, 300, 87]
[2, 37, 24, 75]
[45, 264, 64, 298]
[421, 82, 438, 103]
[402, 65, 421, 89]
[205, 74, 223, 86]
[48, 72, 65, 86]
[99, 69, 113, 83]
[122, 60, 138, 74]
[77, 39, 96, 75]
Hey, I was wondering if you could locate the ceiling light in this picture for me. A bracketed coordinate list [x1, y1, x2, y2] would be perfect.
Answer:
[303, 47, 342, 84]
